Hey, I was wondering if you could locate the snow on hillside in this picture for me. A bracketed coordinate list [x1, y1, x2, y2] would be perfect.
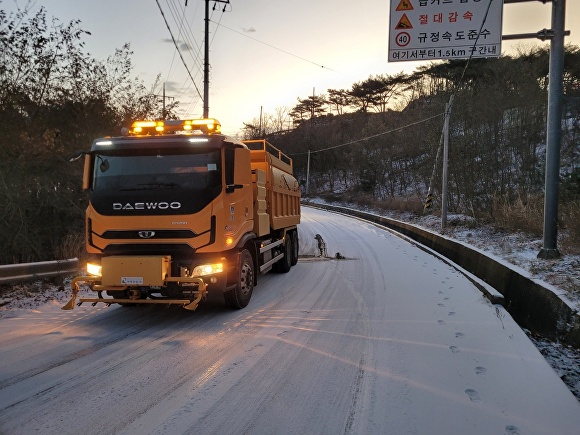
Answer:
[411, 213, 580, 307]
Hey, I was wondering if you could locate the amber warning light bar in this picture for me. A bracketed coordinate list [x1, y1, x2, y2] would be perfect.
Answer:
[127, 118, 221, 136]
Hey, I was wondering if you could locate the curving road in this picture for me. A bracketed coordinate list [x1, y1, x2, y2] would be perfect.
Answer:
[0, 207, 578, 434]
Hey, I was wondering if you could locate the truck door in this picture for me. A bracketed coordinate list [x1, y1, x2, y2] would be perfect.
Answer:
[224, 146, 253, 244]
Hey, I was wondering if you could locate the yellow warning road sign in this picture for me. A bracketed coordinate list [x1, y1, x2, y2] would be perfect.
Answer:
[396, 0, 413, 11]
[395, 13, 413, 30]
[388, 0, 503, 62]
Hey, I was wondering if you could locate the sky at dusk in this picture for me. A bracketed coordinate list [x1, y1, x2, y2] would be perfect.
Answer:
[4, 0, 579, 136]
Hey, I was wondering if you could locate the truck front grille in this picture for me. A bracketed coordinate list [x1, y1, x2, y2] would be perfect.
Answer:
[101, 229, 196, 239]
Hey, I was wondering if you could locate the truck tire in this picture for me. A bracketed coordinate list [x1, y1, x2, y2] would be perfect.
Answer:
[224, 248, 254, 309]
[291, 230, 299, 266]
[276, 233, 293, 273]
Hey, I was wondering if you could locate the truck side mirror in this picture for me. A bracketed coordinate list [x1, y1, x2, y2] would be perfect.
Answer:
[69, 150, 86, 162]
[224, 148, 234, 190]
[82, 154, 92, 190]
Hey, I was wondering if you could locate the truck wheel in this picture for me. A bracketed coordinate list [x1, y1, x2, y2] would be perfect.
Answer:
[224, 249, 254, 309]
[277, 233, 293, 273]
[291, 231, 299, 266]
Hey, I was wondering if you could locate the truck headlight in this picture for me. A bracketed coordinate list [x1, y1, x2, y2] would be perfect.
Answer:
[86, 262, 102, 277]
[191, 263, 223, 277]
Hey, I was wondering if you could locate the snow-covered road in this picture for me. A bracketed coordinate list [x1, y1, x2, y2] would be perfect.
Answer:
[0, 207, 578, 434]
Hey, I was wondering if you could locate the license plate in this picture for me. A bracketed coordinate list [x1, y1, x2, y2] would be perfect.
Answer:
[121, 276, 144, 285]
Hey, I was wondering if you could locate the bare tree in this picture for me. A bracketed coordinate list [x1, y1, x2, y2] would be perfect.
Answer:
[0, 5, 169, 263]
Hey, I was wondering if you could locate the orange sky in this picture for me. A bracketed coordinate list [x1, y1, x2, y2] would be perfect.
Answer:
[5, 0, 579, 135]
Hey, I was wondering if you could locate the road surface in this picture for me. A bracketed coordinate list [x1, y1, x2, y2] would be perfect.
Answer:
[0, 207, 578, 434]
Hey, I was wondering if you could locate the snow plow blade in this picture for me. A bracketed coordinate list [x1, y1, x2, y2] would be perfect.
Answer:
[61, 276, 207, 311]
[61, 276, 98, 310]
[72, 297, 204, 311]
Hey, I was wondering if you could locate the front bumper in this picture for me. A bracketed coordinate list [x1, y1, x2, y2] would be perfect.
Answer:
[62, 274, 208, 311]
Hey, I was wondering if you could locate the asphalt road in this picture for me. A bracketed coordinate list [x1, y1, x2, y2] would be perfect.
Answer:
[0, 207, 578, 434]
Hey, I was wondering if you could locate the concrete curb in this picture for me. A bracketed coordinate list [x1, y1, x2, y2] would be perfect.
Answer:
[305, 202, 580, 347]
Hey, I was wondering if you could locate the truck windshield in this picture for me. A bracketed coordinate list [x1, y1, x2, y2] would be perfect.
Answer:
[90, 149, 222, 216]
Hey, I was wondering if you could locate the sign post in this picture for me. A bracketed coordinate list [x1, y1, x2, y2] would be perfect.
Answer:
[538, 0, 566, 259]
[388, 0, 504, 62]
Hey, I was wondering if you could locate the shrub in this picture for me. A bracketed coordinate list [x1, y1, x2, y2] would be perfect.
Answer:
[561, 201, 580, 253]
[492, 194, 544, 237]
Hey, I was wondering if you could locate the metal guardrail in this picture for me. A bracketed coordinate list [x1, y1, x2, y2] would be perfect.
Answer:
[0, 258, 79, 285]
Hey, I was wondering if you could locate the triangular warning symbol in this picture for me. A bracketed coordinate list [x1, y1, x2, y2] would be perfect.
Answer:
[396, 0, 414, 11]
[395, 13, 413, 30]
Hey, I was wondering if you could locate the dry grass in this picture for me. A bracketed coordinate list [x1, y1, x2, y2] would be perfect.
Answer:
[561, 201, 580, 254]
[490, 194, 580, 254]
[58, 232, 85, 260]
[492, 194, 544, 237]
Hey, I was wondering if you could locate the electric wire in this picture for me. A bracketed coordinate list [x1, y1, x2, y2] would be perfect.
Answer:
[160, 0, 214, 113]
[426, 0, 497, 197]
[170, 1, 228, 117]
[210, 19, 340, 73]
[163, 0, 204, 115]
[155, 0, 203, 101]
[452, 0, 498, 96]
[163, 0, 181, 82]
[164, 0, 203, 89]
[289, 112, 445, 156]
[167, 0, 204, 72]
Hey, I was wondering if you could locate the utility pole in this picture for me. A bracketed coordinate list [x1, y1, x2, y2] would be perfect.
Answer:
[538, 0, 566, 259]
[503, 0, 569, 259]
[306, 150, 311, 197]
[441, 101, 451, 230]
[204, 0, 230, 118]
[154, 82, 174, 120]
[311, 87, 315, 121]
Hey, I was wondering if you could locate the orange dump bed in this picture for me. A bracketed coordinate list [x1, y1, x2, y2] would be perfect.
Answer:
[243, 140, 301, 234]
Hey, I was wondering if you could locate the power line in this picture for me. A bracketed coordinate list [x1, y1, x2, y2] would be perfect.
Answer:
[203, 1, 230, 117]
[210, 20, 340, 73]
[164, 0, 205, 115]
[155, 0, 203, 101]
[450, 0, 497, 102]
[165, 0, 200, 74]
[289, 112, 445, 156]
[168, 0, 204, 71]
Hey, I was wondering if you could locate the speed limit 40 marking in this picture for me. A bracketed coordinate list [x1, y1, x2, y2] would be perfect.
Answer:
[395, 32, 411, 47]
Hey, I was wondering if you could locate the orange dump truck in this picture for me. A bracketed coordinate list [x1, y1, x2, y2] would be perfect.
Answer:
[63, 118, 300, 311]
